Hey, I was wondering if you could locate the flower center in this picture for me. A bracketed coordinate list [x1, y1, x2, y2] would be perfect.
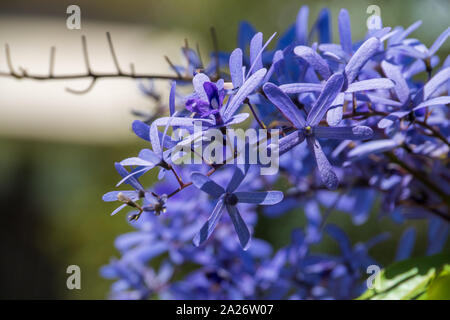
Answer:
[225, 193, 238, 206]
[304, 125, 313, 136]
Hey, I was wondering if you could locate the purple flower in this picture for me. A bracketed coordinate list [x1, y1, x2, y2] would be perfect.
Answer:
[191, 166, 283, 249]
[264, 73, 373, 189]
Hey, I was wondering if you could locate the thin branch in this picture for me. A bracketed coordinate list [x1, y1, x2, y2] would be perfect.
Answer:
[106, 31, 123, 74]
[49, 46, 56, 77]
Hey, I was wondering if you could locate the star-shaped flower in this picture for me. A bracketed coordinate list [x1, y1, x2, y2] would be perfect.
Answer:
[264, 73, 373, 189]
[191, 166, 283, 249]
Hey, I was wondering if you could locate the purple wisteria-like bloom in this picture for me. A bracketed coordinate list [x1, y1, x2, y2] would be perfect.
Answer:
[101, 4, 450, 300]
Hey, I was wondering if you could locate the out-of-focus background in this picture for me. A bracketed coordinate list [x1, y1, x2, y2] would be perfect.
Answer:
[0, 0, 448, 299]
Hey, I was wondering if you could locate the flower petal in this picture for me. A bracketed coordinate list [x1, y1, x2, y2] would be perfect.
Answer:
[132, 120, 150, 141]
[345, 78, 395, 93]
[294, 46, 331, 79]
[344, 37, 380, 84]
[190, 172, 225, 198]
[307, 137, 338, 190]
[381, 60, 410, 104]
[326, 106, 343, 126]
[338, 9, 352, 54]
[102, 191, 138, 202]
[192, 73, 210, 101]
[307, 73, 344, 126]
[279, 83, 323, 94]
[226, 166, 247, 193]
[428, 26, 450, 56]
[347, 139, 399, 159]
[377, 111, 410, 128]
[296, 6, 309, 45]
[314, 126, 373, 140]
[169, 81, 176, 116]
[413, 96, 450, 112]
[229, 48, 244, 88]
[222, 68, 267, 120]
[226, 204, 251, 250]
[249, 32, 263, 74]
[193, 199, 225, 246]
[395, 227, 416, 261]
[263, 82, 306, 128]
[276, 130, 305, 155]
[235, 191, 284, 205]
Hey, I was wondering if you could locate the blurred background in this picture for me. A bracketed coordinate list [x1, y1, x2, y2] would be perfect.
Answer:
[0, 0, 448, 299]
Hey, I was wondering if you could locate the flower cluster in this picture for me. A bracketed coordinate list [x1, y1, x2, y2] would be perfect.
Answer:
[101, 6, 449, 299]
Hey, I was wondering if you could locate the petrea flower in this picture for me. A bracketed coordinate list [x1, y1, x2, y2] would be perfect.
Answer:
[264, 73, 373, 189]
[288, 36, 394, 126]
[191, 166, 283, 249]
[377, 66, 450, 128]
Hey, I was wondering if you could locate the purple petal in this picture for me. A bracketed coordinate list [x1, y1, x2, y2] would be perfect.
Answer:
[264, 49, 284, 83]
[423, 67, 450, 100]
[413, 96, 450, 112]
[102, 191, 137, 202]
[222, 68, 267, 120]
[193, 199, 225, 246]
[169, 81, 176, 116]
[296, 6, 309, 45]
[276, 130, 305, 156]
[394, 20, 422, 43]
[326, 106, 343, 126]
[114, 163, 144, 190]
[123, 242, 168, 264]
[247, 32, 277, 76]
[115, 167, 149, 187]
[224, 113, 250, 126]
[120, 157, 158, 168]
[395, 227, 416, 261]
[190, 172, 225, 198]
[338, 9, 352, 54]
[226, 204, 251, 250]
[307, 137, 338, 190]
[314, 126, 373, 140]
[381, 60, 410, 104]
[325, 224, 352, 257]
[132, 120, 150, 141]
[226, 166, 247, 193]
[294, 46, 331, 79]
[249, 32, 263, 74]
[263, 82, 306, 128]
[192, 73, 210, 101]
[111, 204, 127, 216]
[347, 139, 399, 158]
[307, 73, 344, 126]
[235, 191, 284, 205]
[229, 48, 244, 88]
[344, 37, 380, 84]
[279, 82, 323, 94]
[366, 93, 403, 107]
[428, 26, 450, 56]
[377, 111, 410, 128]
[345, 78, 395, 93]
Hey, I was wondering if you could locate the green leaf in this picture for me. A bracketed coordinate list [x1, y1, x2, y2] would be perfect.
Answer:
[357, 254, 450, 300]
